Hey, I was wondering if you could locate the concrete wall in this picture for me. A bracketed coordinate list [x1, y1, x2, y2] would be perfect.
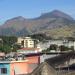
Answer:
[10, 62, 29, 75]
[10, 56, 40, 75]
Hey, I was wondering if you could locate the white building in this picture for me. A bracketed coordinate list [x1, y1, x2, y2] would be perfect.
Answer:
[38, 39, 75, 51]
[17, 37, 39, 48]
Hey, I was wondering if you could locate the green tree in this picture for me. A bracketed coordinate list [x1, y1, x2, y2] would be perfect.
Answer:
[0, 45, 11, 54]
[42, 44, 58, 53]
[65, 37, 75, 41]
[49, 44, 58, 50]
[70, 46, 74, 51]
[59, 45, 69, 52]
[0, 36, 17, 53]
[42, 49, 50, 53]
[0, 45, 3, 52]
[30, 33, 52, 42]
[2, 36, 17, 46]
[12, 44, 21, 52]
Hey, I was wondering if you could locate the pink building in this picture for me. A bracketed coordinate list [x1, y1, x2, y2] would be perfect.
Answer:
[0, 56, 40, 75]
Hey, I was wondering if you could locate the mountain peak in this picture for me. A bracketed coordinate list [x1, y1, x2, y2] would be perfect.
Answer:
[0, 10, 75, 37]
[11, 16, 26, 21]
[39, 10, 73, 20]
[50, 10, 65, 15]
[51, 10, 63, 13]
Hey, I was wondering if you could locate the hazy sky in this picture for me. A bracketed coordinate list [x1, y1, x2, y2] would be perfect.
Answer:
[0, 0, 75, 24]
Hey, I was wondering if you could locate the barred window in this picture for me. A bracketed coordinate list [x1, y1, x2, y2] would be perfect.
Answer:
[1, 68, 7, 74]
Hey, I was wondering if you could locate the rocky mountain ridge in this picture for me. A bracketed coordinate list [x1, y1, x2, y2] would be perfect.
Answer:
[0, 10, 75, 38]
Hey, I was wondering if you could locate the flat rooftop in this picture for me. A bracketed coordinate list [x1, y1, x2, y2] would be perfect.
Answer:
[0, 60, 29, 64]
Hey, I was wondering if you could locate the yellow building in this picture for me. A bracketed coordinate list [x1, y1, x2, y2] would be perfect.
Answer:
[17, 37, 36, 48]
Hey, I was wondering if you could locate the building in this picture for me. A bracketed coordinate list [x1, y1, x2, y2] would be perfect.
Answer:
[30, 62, 57, 75]
[17, 48, 42, 54]
[0, 60, 29, 75]
[17, 37, 38, 48]
[38, 39, 75, 51]
[0, 56, 40, 75]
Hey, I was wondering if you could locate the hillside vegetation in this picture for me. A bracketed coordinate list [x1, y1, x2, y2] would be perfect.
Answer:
[0, 10, 75, 38]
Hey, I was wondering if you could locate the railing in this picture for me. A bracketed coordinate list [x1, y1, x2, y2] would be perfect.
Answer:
[56, 70, 75, 75]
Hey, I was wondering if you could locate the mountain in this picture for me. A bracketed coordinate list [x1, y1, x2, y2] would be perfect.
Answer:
[37, 10, 73, 20]
[0, 10, 75, 38]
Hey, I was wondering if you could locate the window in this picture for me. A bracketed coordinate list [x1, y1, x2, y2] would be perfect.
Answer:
[1, 68, 7, 74]
[29, 40, 32, 41]
[30, 44, 33, 45]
